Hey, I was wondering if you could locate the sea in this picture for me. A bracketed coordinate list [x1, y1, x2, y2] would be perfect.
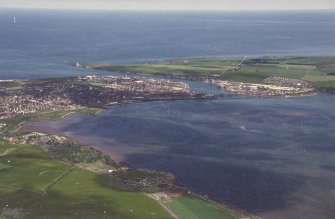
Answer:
[2, 9, 335, 218]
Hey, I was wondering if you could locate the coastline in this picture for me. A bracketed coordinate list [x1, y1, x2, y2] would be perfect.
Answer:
[21, 120, 126, 163]
[14, 108, 104, 134]
[17, 107, 252, 219]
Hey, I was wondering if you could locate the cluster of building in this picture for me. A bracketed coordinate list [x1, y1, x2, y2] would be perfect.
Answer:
[262, 76, 315, 89]
[77, 75, 190, 93]
[0, 94, 81, 119]
[0, 123, 6, 130]
[0, 76, 211, 119]
[209, 77, 316, 97]
[4, 132, 48, 145]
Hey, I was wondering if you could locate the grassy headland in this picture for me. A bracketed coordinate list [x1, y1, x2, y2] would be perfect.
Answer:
[87, 56, 335, 89]
[0, 143, 172, 218]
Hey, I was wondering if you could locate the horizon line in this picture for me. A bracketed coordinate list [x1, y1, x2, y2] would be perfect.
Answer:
[1, 7, 335, 12]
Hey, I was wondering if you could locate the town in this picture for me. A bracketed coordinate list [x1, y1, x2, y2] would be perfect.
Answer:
[77, 75, 190, 94]
[0, 75, 213, 119]
[208, 76, 316, 97]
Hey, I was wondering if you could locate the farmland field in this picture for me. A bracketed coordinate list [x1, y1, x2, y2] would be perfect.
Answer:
[0, 143, 172, 218]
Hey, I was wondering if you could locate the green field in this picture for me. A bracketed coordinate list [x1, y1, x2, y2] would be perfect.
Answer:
[166, 196, 246, 219]
[0, 143, 172, 218]
[0, 163, 11, 171]
[88, 56, 335, 88]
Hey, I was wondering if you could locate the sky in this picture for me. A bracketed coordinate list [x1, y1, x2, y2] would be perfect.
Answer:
[0, 0, 334, 11]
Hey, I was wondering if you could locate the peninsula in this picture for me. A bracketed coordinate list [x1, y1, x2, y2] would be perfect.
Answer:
[87, 56, 335, 97]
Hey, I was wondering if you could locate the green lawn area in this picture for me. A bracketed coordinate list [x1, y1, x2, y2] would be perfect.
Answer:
[0, 163, 11, 171]
[0, 148, 17, 157]
[88, 56, 335, 88]
[0, 143, 172, 218]
[166, 196, 245, 219]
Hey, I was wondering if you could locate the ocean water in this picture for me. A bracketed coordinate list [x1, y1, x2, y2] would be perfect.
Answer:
[1, 9, 335, 79]
[3, 9, 335, 218]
